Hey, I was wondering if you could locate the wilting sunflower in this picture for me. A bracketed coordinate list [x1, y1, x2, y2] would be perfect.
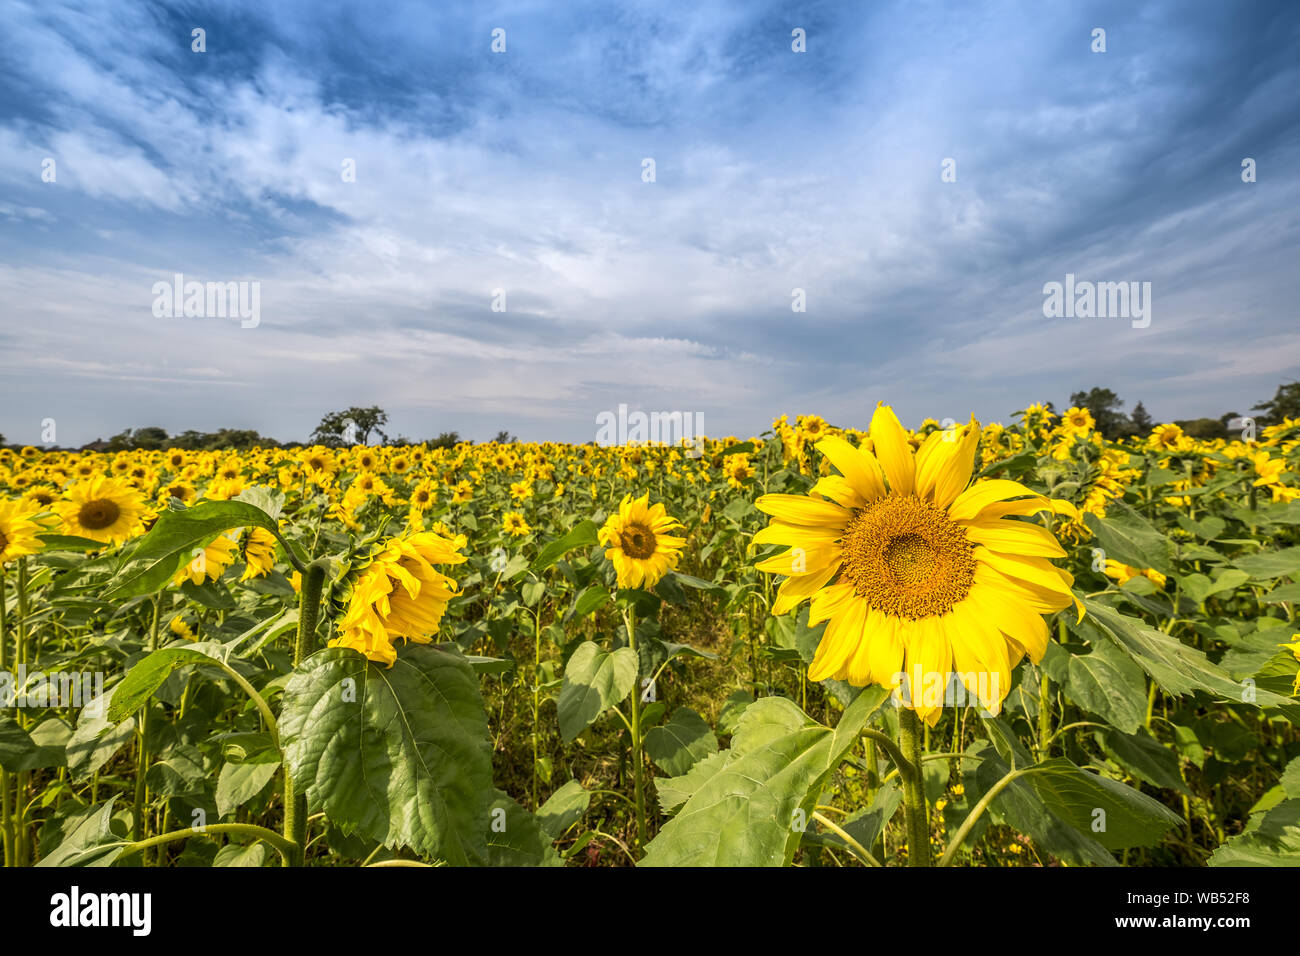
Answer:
[332, 530, 466, 667]
[754, 404, 1080, 725]
[0, 499, 43, 564]
[55, 476, 147, 546]
[598, 493, 686, 589]
[502, 511, 531, 536]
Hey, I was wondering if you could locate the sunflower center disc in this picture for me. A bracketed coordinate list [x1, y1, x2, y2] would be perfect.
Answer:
[78, 499, 122, 530]
[620, 523, 657, 559]
[840, 493, 975, 619]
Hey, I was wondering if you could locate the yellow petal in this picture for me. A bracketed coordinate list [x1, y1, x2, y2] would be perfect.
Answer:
[869, 404, 915, 496]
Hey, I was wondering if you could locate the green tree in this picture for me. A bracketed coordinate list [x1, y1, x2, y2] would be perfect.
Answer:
[1128, 401, 1153, 436]
[491, 430, 518, 444]
[429, 431, 461, 449]
[1252, 381, 1300, 426]
[1069, 387, 1128, 439]
[312, 406, 389, 446]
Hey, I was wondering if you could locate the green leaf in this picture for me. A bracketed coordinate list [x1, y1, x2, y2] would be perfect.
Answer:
[280, 644, 494, 865]
[1262, 582, 1300, 604]
[572, 584, 610, 618]
[35, 533, 108, 552]
[482, 791, 563, 867]
[1234, 546, 1300, 581]
[35, 797, 124, 867]
[0, 715, 65, 772]
[645, 707, 718, 776]
[66, 704, 136, 783]
[641, 687, 890, 866]
[216, 754, 281, 817]
[1065, 639, 1148, 734]
[105, 500, 286, 599]
[532, 520, 599, 573]
[107, 646, 220, 723]
[557, 642, 638, 743]
[1026, 758, 1183, 850]
[1083, 501, 1175, 575]
[213, 843, 270, 867]
[536, 779, 590, 840]
[1096, 728, 1189, 794]
[1209, 800, 1300, 866]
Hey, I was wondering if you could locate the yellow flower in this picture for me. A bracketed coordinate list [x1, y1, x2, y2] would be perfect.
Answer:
[55, 476, 147, 546]
[169, 615, 197, 642]
[598, 493, 686, 589]
[1282, 635, 1300, 696]
[1060, 406, 1094, 433]
[755, 404, 1079, 726]
[0, 499, 43, 564]
[502, 512, 531, 537]
[332, 531, 466, 667]
[1103, 559, 1166, 589]
[173, 534, 239, 586]
[239, 527, 278, 581]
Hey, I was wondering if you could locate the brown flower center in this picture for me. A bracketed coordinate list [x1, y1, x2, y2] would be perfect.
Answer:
[840, 494, 975, 619]
[78, 499, 122, 530]
[619, 523, 657, 560]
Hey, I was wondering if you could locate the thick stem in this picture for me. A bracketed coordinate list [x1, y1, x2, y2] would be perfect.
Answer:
[623, 605, 647, 852]
[898, 707, 931, 867]
[14, 561, 30, 865]
[283, 560, 326, 867]
[0, 569, 11, 867]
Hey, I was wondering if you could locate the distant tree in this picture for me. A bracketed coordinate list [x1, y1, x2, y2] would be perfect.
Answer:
[1069, 387, 1128, 439]
[429, 431, 461, 449]
[1128, 401, 1153, 435]
[1174, 418, 1228, 440]
[131, 426, 169, 450]
[1252, 381, 1300, 426]
[491, 430, 518, 444]
[312, 406, 388, 446]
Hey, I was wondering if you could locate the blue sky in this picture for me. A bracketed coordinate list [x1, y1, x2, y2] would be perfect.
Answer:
[1, 0, 1297, 446]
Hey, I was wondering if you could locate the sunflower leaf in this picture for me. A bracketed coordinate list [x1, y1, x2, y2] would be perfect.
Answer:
[280, 644, 494, 865]
[104, 500, 286, 599]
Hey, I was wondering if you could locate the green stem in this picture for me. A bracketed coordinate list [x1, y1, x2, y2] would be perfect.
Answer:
[0, 568, 11, 867]
[623, 604, 647, 852]
[898, 708, 931, 867]
[939, 767, 1030, 866]
[14, 560, 30, 865]
[133, 596, 162, 861]
[283, 559, 326, 867]
[117, 823, 296, 865]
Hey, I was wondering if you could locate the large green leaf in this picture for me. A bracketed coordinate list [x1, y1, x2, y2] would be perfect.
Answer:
[536, 779, 591, 840]
[557, 642, 638, 743]
[482, 791, 563, 867]
[1083, 501, 1175, 575]
[280, 644, 494, 865]
[105, 500, 287, 599]
[1209, 799, 1300, 866]
[640, 687, 889, 866]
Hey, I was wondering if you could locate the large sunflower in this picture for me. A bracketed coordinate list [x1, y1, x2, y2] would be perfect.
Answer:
[755, 404, 1080, 725]
[598, 493, 686, 589]
[55, 476, 147, 546]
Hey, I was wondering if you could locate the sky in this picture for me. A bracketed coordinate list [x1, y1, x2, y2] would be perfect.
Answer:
[0, 0, 1297, 446]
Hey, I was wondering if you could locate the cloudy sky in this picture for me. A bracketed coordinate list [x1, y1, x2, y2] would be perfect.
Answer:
[1, 0, 1297, 446]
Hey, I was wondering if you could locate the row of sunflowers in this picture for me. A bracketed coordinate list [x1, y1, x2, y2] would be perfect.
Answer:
[0, 404, 1297, 866]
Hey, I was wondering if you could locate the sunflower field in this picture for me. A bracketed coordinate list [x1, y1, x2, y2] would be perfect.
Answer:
[1, 404, 1298, 869]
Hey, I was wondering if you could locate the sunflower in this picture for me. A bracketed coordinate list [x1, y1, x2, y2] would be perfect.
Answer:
[55, 476, 147, 546]
[173, 534, 238, 586]
[239, 527, 278, 581]
[1103, 559, 1167, 589]
[754, 404, 1080, 725]
[169, 615, 198, 642]
[1283, 635, 1300, 695]
[598, 493, 686, 589]
[332, 531, 465, 667]
[0, 499, 43, 564]
[502, 511, 531, 536]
